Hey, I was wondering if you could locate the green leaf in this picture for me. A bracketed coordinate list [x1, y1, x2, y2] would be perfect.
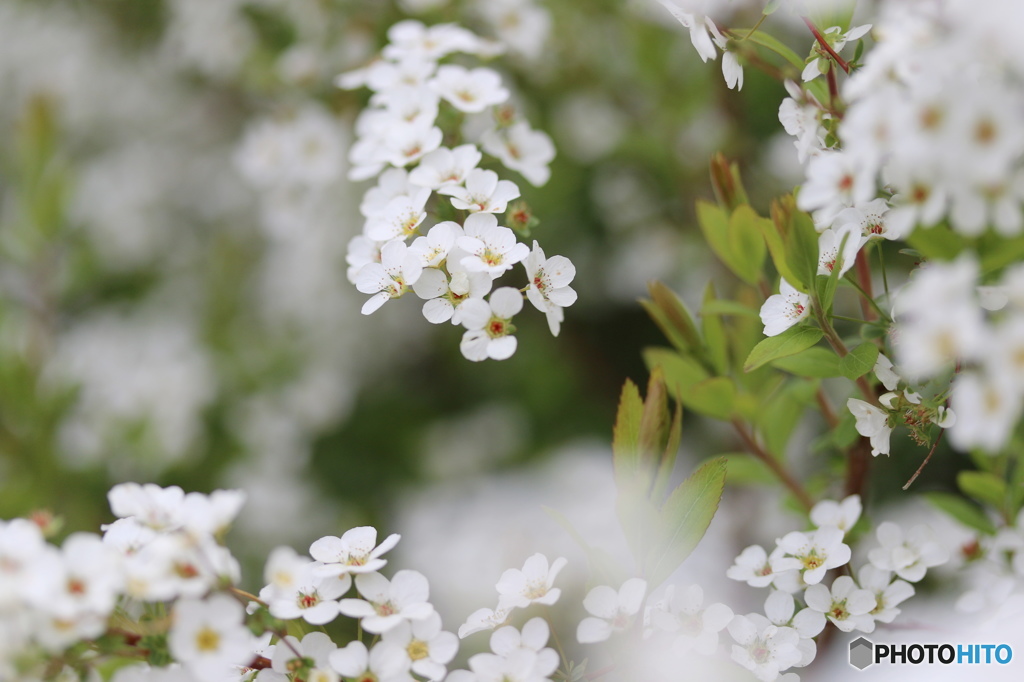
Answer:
[738, 29, 804, 71]
[617, 477, 661, 571]
[771, 347, 842, 378]
[785, 208, 821, 293]
[701, 283, 728, 375]
[641, 281, 704, 357]
[760, 379, 819, 457]
[638, 369, 670, 478]
[683, 377, 736, 420]
[727, 205, 768, 285]
[702, 300, 760, 318]
[905, 223, 967, 261]
[763, 0, 782, 15]
[958, 471, 1008, 511]
[980, 232, 1024, 275]
[718, 452, 775, 485]
[612, 379, 644, 486]
[696, 201, 743, 279]
[652, 400, 684, 502]
[839, 343, 879, 381]
[744, 327, 824, 372]
[924, 493, 996, 536]
[646, 458, 728, 589]
[643, 348, 711, 396]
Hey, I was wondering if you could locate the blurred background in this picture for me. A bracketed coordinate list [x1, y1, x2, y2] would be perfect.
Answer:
[2, 0, 940, 643]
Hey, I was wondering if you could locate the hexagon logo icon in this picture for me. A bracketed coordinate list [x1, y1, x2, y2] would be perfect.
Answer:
[850, 636, 874, 670]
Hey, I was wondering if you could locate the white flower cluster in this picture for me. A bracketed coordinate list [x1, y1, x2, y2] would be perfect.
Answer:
[724, 496, 947, 682]
[793, 1, 1024, 240]
[891, 256, 1024, 453]
[0, 483, 476, 682]
[339, 21, 575, 361]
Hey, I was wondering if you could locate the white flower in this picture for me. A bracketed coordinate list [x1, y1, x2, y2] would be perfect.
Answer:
[381, 611, 459, 681]
[867, 522, 949, 582]
[771, 527, 851, 585]
[439, 168, 521, 213]
[857, 565, 914, 624]
[457, 224, 529, 278]
[361, 168, 419, 218]
[458, 288, 525, 362]
[364, 189, 431, 242]
[763, 589, 825, 641]
[26, 533, 124, 622]
[648, 584, 733, 654]
[430, 65, 509, 113]
[834, 199, 897, 241]
[803, 576, 877, 633]
[797, 151, 876, 227]
[495, 553, 567, 611]
[0, 519, 50, 609]
[410, 222, 461, 268]
[458, 606, 512, 639]
[728, 614, 804, 682]
[414, 269, 493, 325]
[271, 632, 337, 676]
[577, 578, 647, 643]
[108, 483, 187, 532]
[759, 278, 810, 337]
[847, 398, 893, 457]
[409, 145, 482, 189]
[809, 495, 862, 534]
[480, 122, 556, 187]
[383, 122, 444, 168]
[816, 224, 863, 277]
[329, 640, 410, 682]
[524, 241, 577, 336]
[310, 527, 401, 578]
[948, 370, 1022, 453]
[356, 240, 424, 315]
[263, 565, 350, 626]
[489, 617, 559, 679]
[726, 545, 778, 588]
[168, 594, 253, 682]
[339, 570, 435, 633]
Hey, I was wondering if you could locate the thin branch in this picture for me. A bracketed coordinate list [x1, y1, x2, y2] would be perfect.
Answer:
[801, 16, 850, 73]
[902, 429, 945, 490]
[854, 250, 876, 322]
[732, 419, 815, 512]
[815, 387, 839, 429]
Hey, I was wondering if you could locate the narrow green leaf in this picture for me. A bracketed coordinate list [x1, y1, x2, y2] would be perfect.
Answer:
[744, 327, 824, 373]
[682, 377, 736, 420]
[646, 458, 728, 589]
[702, 283, 728, 375]
[696, 201, 742, 279]
[612, 379, 644, 486]
[642, 281, 704, 356]
[737, 29, 804, 71]
[958, 471, 1008, 511]
[924, 493, 996, 536]
[653, 400, 683, 503]
[643, 348, 711, 396]
[617, 478, 661, 572]
[702, 300, 760, 318]
[839, 343, 880, 381]
[785, 208, 820, 294]
[771, 347, 842, 378]
[763, 0, 782, 15]
[727, 205, 768, 285]
[638, 368, 670, 479]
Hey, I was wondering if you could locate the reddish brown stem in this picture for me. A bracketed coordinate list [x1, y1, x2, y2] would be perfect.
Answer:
[903, 429, 944, 490]
[732, 419, 815, 512]
[855, 250, 875, 322]
[802, 17, 850, 73]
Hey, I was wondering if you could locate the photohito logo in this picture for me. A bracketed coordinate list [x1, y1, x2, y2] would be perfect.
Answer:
[849, 637, 1013, 670]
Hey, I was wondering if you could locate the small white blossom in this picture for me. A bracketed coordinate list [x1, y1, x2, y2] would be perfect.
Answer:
[760, 278, 810, 337]
[803, 576, 877, 633]
[867, 522, 949, 582]
[495, 553, 567, 611]
[771, 527, 851, 585]
[577, 578, 647, 644]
